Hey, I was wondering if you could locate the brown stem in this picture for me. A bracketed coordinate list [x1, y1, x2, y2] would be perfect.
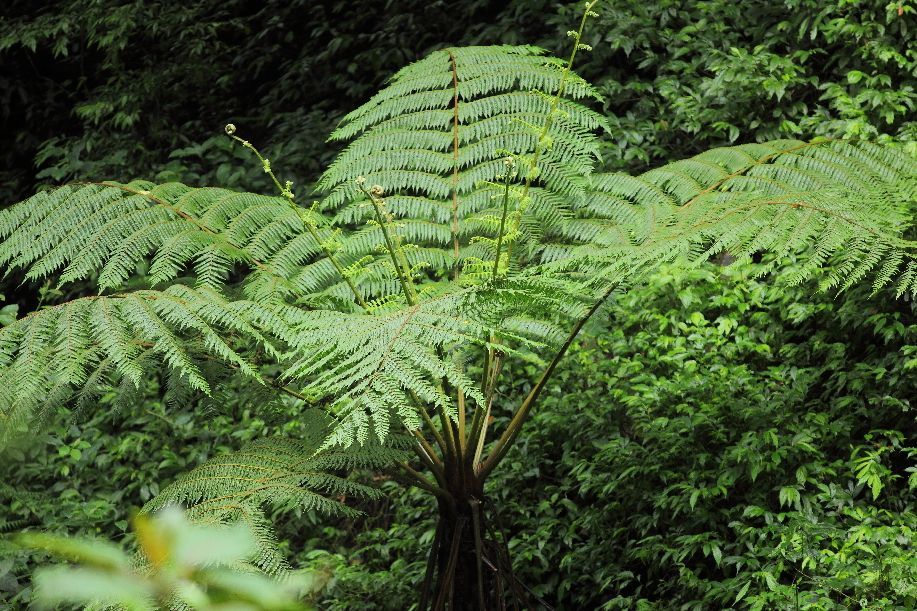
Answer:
[433, 518, 466, 610]
[396, 462, 450, 501]
[457, 389, 467, 451]
[403, 424, 447, 487]
[417, 407, 449, 459]
[419, 520, 444, 610]
[471, 499, 487, 611]
[438, 405, 459, 463]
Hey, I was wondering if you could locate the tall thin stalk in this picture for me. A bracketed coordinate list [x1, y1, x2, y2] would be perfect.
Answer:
[506, 0, 599, 245]
[226, 128, 370, 311]
[358, 182, 418, 306]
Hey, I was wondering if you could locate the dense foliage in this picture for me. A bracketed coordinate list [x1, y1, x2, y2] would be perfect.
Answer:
[1, 0, 913, 205]
[1, 1, 915, 609]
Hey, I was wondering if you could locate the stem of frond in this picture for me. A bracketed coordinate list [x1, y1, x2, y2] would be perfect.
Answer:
[417, 402, 450, 457]
[479, 283, 613, 480]
[395, 463, 451, 502]
[299, 212, 371, 311]
[457, 389, 466, 450]
[464, 166, 516, 468]
[438, 402, 459, 463]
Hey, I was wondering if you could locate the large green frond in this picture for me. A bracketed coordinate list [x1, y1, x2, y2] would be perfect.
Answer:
[317, 44, 608, 294]
[0, 285, 306, 448]
[0, 181, 341, 304]
[567, 139, 917, 295]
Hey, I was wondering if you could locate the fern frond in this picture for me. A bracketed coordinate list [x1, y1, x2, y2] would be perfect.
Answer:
[144, 420, 407, 574]
[0, 182, 339, 304]
[318, 44, 607, 288]
[0, 285, 306, 448]
[283, 275, 588, 447]
[568, 139, 917, 296]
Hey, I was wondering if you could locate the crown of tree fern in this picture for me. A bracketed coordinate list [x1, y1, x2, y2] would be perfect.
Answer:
[283, 273, 586, 447]
[1, 80, 914, 453]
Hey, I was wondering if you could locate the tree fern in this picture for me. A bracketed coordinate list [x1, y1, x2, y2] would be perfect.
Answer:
[2, 2, 917, 605]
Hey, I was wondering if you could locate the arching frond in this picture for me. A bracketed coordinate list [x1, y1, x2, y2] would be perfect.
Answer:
[565, 139, 917, 296]
[0, 182, 345, 305]
[0, 285, 307, 447]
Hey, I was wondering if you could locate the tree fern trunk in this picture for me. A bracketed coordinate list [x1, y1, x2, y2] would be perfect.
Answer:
[423, 473, 530, 610]
[430, 498, 481, 610]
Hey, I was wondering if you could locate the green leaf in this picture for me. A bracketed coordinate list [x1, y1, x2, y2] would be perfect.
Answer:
[734, 580, 751, 604]
[32, 567, 156, 611]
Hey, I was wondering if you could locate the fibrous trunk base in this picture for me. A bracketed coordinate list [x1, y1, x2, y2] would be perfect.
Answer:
[420, 497, 540, 611]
